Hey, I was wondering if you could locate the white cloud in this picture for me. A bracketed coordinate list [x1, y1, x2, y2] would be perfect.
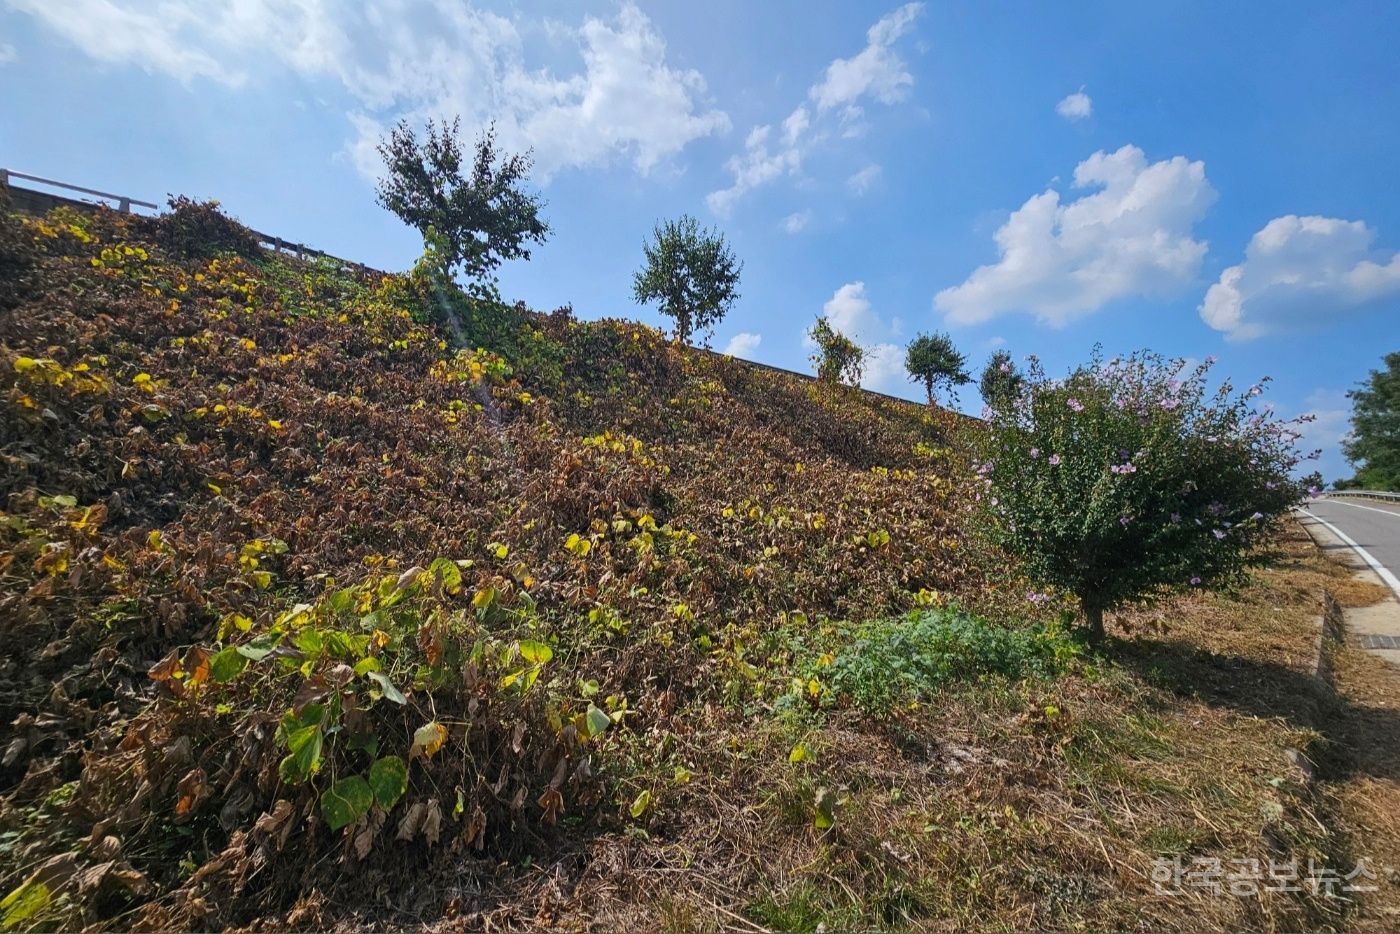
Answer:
[6, 0, 237, 80]
[1200, 215, 1400, 341]
[0, 42, 17, 65]
[722, 331, 762, 359]
[813, 282, 906, 393]
[782, 210, 811, 234]
[823, 281, 879, 336]
[707, 3, 923, 214]
[809, 2, 923, 112]
[1055, 89, 1092, 121]
[7, 1, 728, 181]
[846, 163, 881, 195]
[706, 120, 804, 215]
[862, 342, 907, 393]
[935, 144, 1216, 326]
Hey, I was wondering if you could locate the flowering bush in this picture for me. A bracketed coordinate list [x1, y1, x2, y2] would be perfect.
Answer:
[971, 351, 1308, 640]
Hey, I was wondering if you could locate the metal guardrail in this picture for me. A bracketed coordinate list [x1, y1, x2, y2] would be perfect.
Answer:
[1323, 490, 1400, 502]
[247, 230, 378, 279]
[3, 168, 377, 276]
[1, 168, 157, 212]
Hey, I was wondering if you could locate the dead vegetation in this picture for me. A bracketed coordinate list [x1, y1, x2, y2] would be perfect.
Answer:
[0, 200, 1385, 931]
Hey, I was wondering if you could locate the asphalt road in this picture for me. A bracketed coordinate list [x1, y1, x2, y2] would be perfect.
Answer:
[1303, 496, 1400, 588]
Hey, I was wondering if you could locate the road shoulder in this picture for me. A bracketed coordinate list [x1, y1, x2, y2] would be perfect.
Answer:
[1296, 512, 1400, 930]
[1296, 511, 1400, 666]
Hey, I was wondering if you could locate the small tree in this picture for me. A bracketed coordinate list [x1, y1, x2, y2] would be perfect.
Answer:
[1342, 351, 1400, 491]
[809, 316, 865, 386]
[632, 214, 742, 345]
[973, 351, 1306, 642]
[978, 350, 1025, 412]
[376, 118, 549, 292]
[904, 332, 970, 405]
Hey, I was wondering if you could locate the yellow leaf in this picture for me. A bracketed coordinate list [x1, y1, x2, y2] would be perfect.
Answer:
[411, 721, 448, 760]
[789, 742, 810, 763]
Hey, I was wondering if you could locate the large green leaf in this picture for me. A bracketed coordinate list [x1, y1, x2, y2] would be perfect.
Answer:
[585, 704, 611, 739]
[1, 879, 51, 929]
[320, 776, 373, 831]
[292, 628, 324, 660]
[325, 585, 359, 615]
[209, 646, 248, 683]
[367, 756, 408, 809]
[236, 631, 282, 661]
[280, 703, 326, 735]
[366, 670, 407, 704]
[428, 557, 463, 593]
[278, 725, 322, 784]
[518, 639, 553, 665]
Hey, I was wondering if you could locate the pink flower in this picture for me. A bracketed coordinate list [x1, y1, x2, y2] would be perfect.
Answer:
[1067, 398, 1084, 412]
[1048, 454, 1061, 466]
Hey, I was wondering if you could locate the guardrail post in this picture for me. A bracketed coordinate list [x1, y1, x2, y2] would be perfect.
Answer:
[118, 197, 130, 213]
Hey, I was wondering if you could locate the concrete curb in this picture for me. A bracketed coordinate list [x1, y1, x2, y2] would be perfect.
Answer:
[1314, 590, 1345, 690]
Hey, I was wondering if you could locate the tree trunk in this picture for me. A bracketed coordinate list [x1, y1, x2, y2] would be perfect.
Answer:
[1082, 604, 1106, 644]
[925, 380, 935, 406]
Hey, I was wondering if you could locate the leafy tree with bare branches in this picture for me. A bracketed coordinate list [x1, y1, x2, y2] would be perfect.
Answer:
[376, 118, 549, 293]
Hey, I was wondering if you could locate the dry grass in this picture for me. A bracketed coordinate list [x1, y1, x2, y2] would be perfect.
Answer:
[1309, 558, 1400, 934]
[350, 522, 1359, 932]
[121, 531, 1370, 933]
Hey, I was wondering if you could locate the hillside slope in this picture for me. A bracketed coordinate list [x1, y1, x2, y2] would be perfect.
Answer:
[0, 202, 984, 919]
[0, 201, 1357, 932]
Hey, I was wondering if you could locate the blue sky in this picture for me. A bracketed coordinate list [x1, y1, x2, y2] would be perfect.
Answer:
[4, 1, 1399, 481]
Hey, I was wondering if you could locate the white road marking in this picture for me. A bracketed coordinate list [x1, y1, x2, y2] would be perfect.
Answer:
[1300, 509, 1400, 601]
[1324, 498, 1400, 519]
